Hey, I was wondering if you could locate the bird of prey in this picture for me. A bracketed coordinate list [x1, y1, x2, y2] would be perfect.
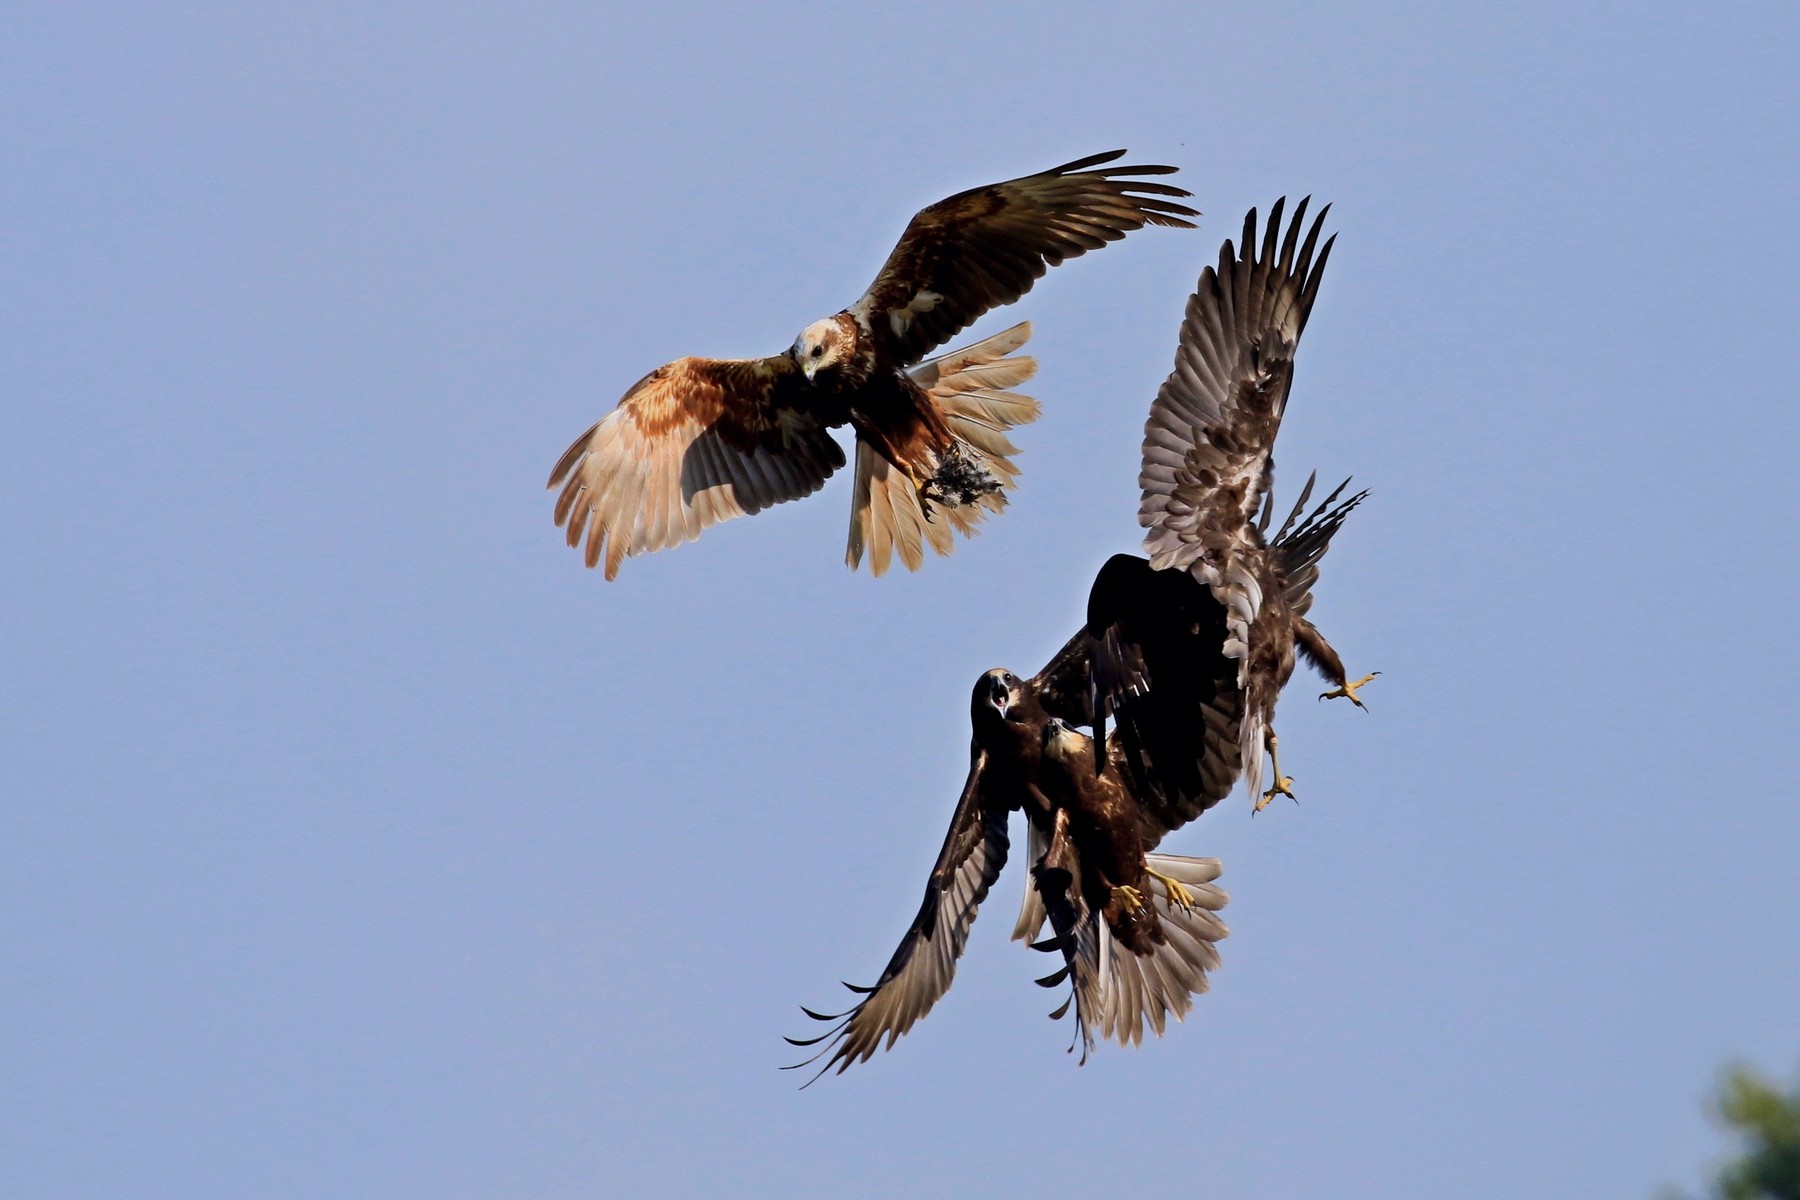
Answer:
[785, 662, 1231, 1083]
[785, 199, 1373, 1079]
[548, 151, 1197, 579]
[1130, 195, 1376, 811]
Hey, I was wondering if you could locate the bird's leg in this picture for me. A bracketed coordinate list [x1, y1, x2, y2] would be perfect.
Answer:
[1319, 672, 1381, 709]
[1255, 730, 1297, 813]
[1144, 868, 1197, 911]
[906, 467, 940, 523]
[1297, 620, 1378, 710]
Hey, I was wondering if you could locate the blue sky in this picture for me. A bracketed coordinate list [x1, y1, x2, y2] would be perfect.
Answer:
[4, 3, 1798, 1197]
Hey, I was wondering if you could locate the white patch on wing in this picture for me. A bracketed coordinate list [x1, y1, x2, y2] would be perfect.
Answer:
[888, 290, 944, 337]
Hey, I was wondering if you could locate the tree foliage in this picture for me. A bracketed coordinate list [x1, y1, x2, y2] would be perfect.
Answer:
[1693, 1065, 1800, 1200]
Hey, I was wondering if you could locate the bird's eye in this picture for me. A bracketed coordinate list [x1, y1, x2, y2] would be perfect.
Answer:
[810, 346, 823, 358]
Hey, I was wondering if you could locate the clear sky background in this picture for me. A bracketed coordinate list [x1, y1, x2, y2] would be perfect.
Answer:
[4, 3, 1798, 1198]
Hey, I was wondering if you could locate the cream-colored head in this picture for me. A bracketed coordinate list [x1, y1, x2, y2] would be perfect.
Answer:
[792, 315, 853, 381]
[1041, 717, 1090, 765]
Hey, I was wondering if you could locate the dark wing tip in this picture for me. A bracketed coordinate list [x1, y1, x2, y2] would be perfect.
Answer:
[1049, 149, 1129, 174]
[1123, 180, 1195, 198]
[1114, 163, 1180, 176]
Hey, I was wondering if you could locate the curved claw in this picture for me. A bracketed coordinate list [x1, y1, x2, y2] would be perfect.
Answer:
[1254, 775, 1296, 814]
[1111, 884, 1145, 915]
[1319, 671, 1381, 710]
[1146, 868, 1198, 911]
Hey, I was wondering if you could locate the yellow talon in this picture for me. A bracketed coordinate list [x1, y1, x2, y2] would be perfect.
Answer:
[1319, 671, 1380, 710]
[1146, 869, 1197, 911]
[1111, 884, 1144, 915]
[1254, 730, 1297, 813]
[1255, 775, 1296, 813]
[911, 472, 939, 522]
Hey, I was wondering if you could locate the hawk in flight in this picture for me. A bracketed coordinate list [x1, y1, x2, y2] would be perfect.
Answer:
[548, 151, 1196, 579]
[1131, 195, 1376, 811]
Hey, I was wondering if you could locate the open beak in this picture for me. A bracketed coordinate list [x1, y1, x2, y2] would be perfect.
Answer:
[985, 674, 1011, 718]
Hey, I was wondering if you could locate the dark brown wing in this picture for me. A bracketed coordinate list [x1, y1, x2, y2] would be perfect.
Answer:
[1030, 627, 1095, 728]
[784, 743, 1009, 1085]
[851, 150, 1197, 365]
[1140, 198, 1335, 570]
[1085, 555, 1245, 844]
[1022, 555, 1244, 841]
[548, 354, 845, 579]
[1269, 473, 1369, 617]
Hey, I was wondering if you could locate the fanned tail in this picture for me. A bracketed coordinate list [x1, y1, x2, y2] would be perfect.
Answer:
[1099, 854, 1229, 1047]
[847, 322, 1039, 575]
[1036, 853, 1229, 1059]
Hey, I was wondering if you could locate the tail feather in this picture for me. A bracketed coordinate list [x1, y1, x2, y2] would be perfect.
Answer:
[1038, 852, 1229, 1058]
[1240, 708, 1267, 813]
[1097, 853, 1229, 1047]
[1011, 818, 1050, 945]
[847, 323, 1040, 575]
[907, 321, 1033, 387]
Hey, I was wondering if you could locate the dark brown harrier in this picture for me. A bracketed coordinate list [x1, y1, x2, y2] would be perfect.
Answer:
[548, 151, 1196, 579]
[785, 662, 1230, 1082]
[1131, 196, 1375, 810]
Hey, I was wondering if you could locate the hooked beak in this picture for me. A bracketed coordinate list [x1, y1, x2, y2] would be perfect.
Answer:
[985, 673, 1011, 718]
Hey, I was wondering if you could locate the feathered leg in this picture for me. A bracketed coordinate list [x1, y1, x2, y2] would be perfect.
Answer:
[1295, 618, 1379, 709]
[1254, 729, 1297, 813]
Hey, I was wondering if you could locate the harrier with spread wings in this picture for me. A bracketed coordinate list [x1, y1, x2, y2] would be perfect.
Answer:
[785, 662, 1230, 1083]
[1132, 196, 1375, 810]
[548, 151, 1196, 579]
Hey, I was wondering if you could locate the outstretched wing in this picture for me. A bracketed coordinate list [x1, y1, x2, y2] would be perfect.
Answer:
[548, 354, 845, 579]
[785, 744, 1009, 1085]
[1083, 555, 1245, 843]
[1139, 197, 1335, 570]
[1028, 631, 1096, 729]
[851, 150, 1197, 365]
